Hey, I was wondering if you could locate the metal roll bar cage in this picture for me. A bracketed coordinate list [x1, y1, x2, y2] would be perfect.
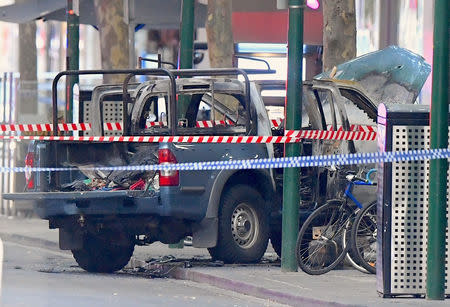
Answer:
[52, 68, 254, 136]
[51, 69, 175, 136]
[138, 56, 177, 69]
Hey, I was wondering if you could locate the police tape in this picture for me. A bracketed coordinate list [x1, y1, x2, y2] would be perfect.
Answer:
[0, 121, 375, 133]
[2, 148, 449, 173]
[196, 120, 234, 127]
[287, 125, 376, 136]
[271, 118, 283, 128]
[0, 129, 377, 143]
[0, 123, 91, 132]
[284, 129, 377, 141]
[0, 134, 297, 143]
[0, 121, 234, 132]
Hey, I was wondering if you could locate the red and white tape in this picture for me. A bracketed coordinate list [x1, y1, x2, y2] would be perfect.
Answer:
[271, 118, 283, 128]
[102, 122, 122, 131]
[0, 120, 376, 133]
[0, 135, 297, 143]
[285, 129, 377, 141]
[0, 123, 92, 132]
[146, 122, 165, 127]
[327, 124, 376, 133]
[269, 118, 376, 134]
[0, 128, 376, 143]
[195, 120, 234, 128]
[0, 120, 238, 132]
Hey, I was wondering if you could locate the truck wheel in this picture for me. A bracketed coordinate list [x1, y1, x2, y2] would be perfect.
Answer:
[208, 185, 269, 263]
[72, 231, 134, 273]
[270, 230, 282, 258]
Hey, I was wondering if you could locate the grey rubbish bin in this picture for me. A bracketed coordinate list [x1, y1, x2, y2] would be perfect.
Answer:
[377, 103, 450, 298]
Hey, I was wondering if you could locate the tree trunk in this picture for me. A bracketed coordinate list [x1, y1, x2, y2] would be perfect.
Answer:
[94, 0, 129, 83]
[17, 0, 37, 203]
[205, 0, 234, 68]
[322, 0, 356, 72]
[18, 4, 37, 115]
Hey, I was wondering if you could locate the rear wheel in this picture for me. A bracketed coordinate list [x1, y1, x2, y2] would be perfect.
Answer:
[270, 230, 282, 258]
[208, 185, 269, 263]
[296, 201, 352, 275]
[72, 230, 135, 273]
[350, 201, 377, 274]
[343, 222, 370, 273]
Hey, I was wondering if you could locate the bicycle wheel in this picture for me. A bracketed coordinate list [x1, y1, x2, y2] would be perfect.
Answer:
[342, 221, 370, 273]
[296, 201, 353, 275]
[350, 201, 377, 274]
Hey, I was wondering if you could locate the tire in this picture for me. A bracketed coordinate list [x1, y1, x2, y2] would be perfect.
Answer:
[270, 230, 282, 258]
[72, 230, 135, 273]
[343, 224, 370, 273]
[208, 184, 270, 263]
[271, 208, 314, 259]
[350, 201, 377, 274]
[296, 201, 352, 275]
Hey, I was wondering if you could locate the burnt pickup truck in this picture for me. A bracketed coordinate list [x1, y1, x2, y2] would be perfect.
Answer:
[8, 68, 288, 273]
[4, 47, 430, 273]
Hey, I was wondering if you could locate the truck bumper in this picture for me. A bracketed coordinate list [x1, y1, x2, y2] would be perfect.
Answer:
[2, 190, 163, 219]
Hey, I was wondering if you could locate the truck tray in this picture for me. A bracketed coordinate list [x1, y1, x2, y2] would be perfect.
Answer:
[2, 190, 161, 218]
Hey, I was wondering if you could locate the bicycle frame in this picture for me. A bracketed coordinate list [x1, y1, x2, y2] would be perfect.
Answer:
[344, 180, 374, 209]
[296, 169, 378, 275]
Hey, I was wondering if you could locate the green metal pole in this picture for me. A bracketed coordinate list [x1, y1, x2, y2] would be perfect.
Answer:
[426, 0, 449, 300]
[281, 0, 303, 272]
[169, 0, 194, 249]
[177, 0, 195, 118]
[66, 0, 79, 123]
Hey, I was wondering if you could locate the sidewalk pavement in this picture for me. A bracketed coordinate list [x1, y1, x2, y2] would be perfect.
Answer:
[0, 216, 448, 307]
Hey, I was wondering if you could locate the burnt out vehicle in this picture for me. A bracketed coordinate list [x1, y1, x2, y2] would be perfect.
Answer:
[4, 47, 430, 272]
[6, 68, 284, 272]
[268, 46, 431, 254]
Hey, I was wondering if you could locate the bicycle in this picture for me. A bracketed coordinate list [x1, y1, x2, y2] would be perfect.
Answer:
[295, 169, 376, 275]
[350, 194, 377, 273]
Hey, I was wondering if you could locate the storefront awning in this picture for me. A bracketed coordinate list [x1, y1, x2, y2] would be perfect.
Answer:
[0, 0, 64, 24]
[0, 0, 207, 29]
[0, 0, 322, 43]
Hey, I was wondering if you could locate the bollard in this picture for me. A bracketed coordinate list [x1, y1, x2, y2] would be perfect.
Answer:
[281, 0, 304, 272]
[426, 0, 449, 300]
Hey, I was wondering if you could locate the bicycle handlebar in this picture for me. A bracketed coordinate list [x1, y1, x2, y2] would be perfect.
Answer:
[345, 174, 367, 183]
[366, 168, 377, 184]
[345, 168, 377, 185]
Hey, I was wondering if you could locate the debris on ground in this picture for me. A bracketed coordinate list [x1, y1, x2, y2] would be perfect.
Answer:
[123, 251, 280, 279]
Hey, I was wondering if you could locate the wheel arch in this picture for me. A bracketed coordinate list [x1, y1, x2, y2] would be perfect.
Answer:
[192, 169, 276, 248]
[218, 170, 275, 214]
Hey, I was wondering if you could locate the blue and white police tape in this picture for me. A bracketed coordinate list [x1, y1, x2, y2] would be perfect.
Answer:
[2, 148, 450, 173]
